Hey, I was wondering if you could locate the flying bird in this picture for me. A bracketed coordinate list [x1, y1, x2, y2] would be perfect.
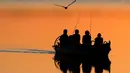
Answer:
[54, 0, 76, 9]
[54, 4, 68, 9]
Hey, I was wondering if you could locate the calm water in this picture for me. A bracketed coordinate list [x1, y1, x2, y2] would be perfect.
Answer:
[0, 53, 60, 73]
[0, 50, 119, 73]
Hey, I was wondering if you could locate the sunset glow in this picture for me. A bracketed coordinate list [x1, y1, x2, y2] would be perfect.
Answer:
[0, 2, 130, 73]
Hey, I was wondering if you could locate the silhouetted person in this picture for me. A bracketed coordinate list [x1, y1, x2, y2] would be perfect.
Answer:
[82, 30, 92, 73]
[69, 29, 81, 73]
[94, 33, 103, 46]
[94, 33, 104, 73]
[72, 29, 80, 46]
[59, 29, 69, 48]
[58, 29, 69, 73]
[82, 30, 91, 47]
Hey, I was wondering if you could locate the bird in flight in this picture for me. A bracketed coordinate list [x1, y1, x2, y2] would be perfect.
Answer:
[54, 0, 76, 9]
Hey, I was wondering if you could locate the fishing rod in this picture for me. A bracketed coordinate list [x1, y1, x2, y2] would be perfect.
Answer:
[72, 11, 80, 34]
[72, 11, 92, 35]
[89, 12, 92, 35]
[90, 14, 92, 34]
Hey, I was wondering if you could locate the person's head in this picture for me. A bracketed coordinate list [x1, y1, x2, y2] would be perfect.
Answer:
[85, 30, 90, 35]
[63, 29, 67, 34]
[75, 29, 79, 34]
[97, 33, 101, 37]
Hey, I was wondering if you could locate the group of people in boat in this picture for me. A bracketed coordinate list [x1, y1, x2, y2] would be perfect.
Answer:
[53, 29, 111, 73]
[59, 29, 103, 48]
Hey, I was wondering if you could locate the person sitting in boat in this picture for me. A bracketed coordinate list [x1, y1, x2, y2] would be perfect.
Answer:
[68, 29, 81, 73]
[82, 30, 91, 48]
[72, 29, 81, 47]
[59, 29, 69, 48]
[94, 33, 103, 46]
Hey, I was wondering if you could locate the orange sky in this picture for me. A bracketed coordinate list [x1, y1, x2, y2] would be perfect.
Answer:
[0, 4, 130, 73]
